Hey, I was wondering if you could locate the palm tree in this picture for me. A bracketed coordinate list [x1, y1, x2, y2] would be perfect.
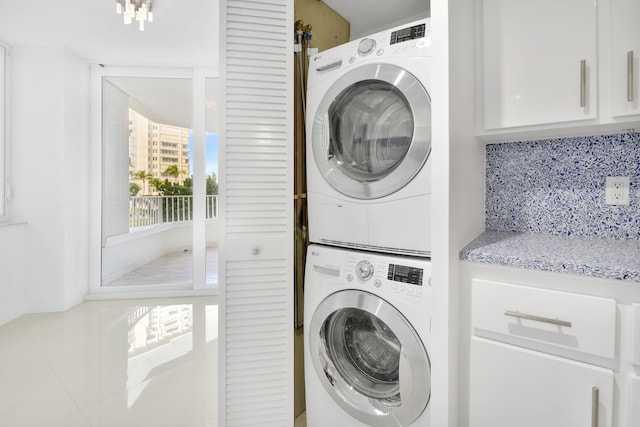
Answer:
[129, 182, 141, 196]
[132, 170, 152, 195]
[207, 172, 219, 195]
[163, 165, 185, 183]
[148, 177, 165, 195]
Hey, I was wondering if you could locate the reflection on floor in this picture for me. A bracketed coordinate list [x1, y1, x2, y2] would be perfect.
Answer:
[106, 246, 219, 287]
[0, 297, 218, 427]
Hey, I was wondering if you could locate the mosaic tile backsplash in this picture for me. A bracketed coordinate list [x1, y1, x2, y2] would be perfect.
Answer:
[485, 131, 640, 240]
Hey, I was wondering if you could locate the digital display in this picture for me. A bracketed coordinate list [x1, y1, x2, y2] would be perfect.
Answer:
[387, 264, 423, 286]
[390, 24, 426, 45]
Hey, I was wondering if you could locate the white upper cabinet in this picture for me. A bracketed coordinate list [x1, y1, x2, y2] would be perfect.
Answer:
[478, 0, 640, 139]
[611, 0, 640, 116]
[481, 0, 598, 129]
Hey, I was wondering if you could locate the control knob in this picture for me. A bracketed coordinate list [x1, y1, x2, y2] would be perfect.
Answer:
[355, 260, 374, 281]
[358, 38, 376, 56]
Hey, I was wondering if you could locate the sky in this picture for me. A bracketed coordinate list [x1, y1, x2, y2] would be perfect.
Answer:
[189, 131, 219, 177]
[205, 133, 219, 177]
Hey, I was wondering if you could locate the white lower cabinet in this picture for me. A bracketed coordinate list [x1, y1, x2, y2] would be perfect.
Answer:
[629, 305, 640, 426]
[470, 337, 614, 427]
[471, 279, 617, 359]
[629, 376, 640, 426]
[631, 304, 640, 366]
[463, 265, 640, 427]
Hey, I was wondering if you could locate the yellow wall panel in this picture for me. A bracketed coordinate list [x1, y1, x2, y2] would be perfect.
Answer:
[295, 0, 350, 51]
[292, 0, 349, 419]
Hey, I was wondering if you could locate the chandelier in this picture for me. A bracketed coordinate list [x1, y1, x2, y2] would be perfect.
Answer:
[115, 0, 154, 31]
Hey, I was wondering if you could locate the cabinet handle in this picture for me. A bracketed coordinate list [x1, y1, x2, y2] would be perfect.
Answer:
[628, 51, 634, 102]
[580, 59, 587, 107]
[591, 387, 599, 427]
[504, 310, 573, 328]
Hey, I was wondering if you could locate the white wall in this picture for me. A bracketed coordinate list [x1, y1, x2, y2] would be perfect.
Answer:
[3, 45, 91, 322]
[448, 0, 485, 423]
[101, 80, 130, 241]
[0, 224, 27, 325]
[431, 0, 485, 425]
[351, 11, 431, 40]
[62, 48, 91, 308]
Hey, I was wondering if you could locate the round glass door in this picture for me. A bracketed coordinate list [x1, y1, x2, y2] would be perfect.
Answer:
[328, 81, 413, 183]
[309, 290, 431, 427]
[312, 63, 431, 200]
[324, 307, 402, 403]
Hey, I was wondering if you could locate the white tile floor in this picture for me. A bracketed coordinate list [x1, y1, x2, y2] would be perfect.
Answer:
[0, 297, 218, 427]
[106, 246, 219, 287]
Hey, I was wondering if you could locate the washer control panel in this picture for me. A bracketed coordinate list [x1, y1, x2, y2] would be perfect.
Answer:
[344, 254, 430, 299]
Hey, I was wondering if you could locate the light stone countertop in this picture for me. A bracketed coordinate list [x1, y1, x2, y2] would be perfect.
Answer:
[459, 230, 640, 283]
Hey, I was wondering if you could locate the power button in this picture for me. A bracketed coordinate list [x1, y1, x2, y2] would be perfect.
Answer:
[358, 38, 376, 56]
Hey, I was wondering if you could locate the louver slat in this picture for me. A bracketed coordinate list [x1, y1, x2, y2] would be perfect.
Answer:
[220, 0, 293, 426]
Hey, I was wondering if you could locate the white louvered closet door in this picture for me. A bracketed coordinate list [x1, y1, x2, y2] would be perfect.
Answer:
[219, 1, 294, 426]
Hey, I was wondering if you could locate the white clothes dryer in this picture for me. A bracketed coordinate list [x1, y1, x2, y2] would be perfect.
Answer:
[306, 19, 432, 257]
[304, 244, 431, 427]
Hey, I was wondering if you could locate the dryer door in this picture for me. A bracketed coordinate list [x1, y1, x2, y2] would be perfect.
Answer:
[309, 290, 431, 427]
[311, 63, 431, 200]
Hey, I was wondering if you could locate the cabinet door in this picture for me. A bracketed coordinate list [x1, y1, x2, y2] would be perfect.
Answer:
[482, 0, 597, 129]
[629, 376, 640, 427]
[612, 0, 640, 116]
[470, 337, 614, 427]
[632, 303, 640, 366]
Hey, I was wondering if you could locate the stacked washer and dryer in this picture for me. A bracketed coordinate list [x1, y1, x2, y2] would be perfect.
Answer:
[303, 19, 433, 427]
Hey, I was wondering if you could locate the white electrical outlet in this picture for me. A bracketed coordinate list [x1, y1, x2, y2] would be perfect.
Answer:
[605, 176, 630, 205]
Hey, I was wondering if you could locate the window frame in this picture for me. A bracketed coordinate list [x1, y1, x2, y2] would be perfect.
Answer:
[88, 66, 219, 296]
[0, 44, 8, 220]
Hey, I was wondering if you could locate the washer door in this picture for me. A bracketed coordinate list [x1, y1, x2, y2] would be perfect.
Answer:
[309, 290, 431, 427]
[311, 63, 431, 199]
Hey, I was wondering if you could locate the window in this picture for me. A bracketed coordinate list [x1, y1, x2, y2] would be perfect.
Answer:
[0, 45, 6, 218]
[99, 74, 219, 292]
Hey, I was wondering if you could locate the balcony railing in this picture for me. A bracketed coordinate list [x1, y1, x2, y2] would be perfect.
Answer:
[129, 195, 218, 231]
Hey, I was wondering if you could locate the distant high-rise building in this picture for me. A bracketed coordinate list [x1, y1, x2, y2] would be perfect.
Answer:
[129, 108, 190, 195]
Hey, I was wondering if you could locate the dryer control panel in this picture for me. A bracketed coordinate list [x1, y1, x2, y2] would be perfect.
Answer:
[387, 264, 424, 286]
[390, 23, 426, 45]
[309, 18, 431, 75]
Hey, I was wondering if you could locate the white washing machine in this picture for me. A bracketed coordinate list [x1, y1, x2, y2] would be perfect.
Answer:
[304, 244, 431, 427]
[306, 19, 432, 257]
